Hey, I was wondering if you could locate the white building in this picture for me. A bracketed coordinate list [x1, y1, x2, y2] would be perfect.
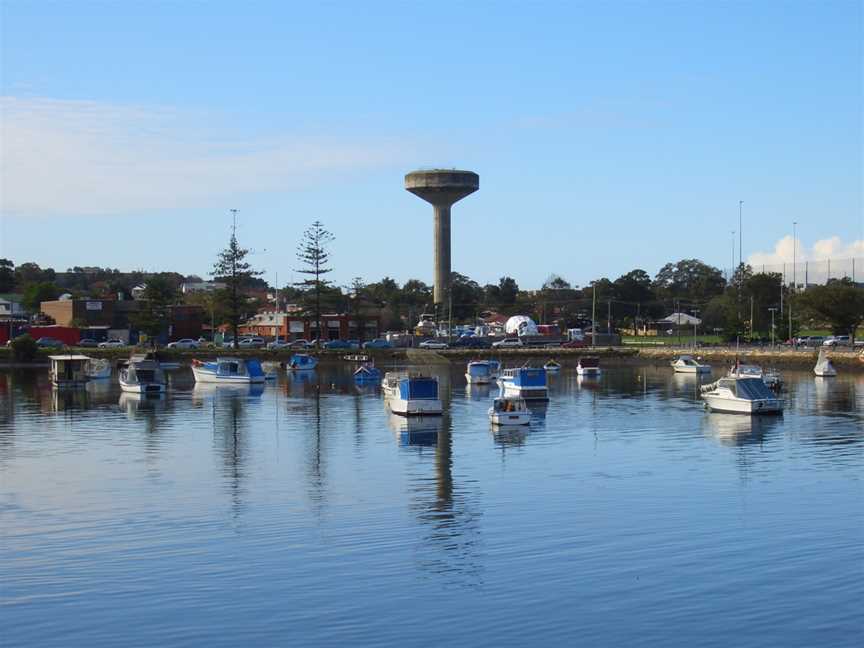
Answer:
[181, 281, 227, 294]
[0, 295, 26, 318]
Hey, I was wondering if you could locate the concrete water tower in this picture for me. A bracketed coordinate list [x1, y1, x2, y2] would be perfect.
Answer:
[404, 169, 479, 306]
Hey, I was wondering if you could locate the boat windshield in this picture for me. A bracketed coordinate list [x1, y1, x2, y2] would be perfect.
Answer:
[736, 378, 776, 400]
[580, 357, 600, 368]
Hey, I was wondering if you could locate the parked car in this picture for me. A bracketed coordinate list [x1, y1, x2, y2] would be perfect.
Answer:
[289, 339, 314, 349]
[451, 337, 489, 349]
[238, 336, 266, 349]
[823, 335, 851, 347]
[323, 340, 351, 350]
[77, 338, 98, 348]
[362, 338, 393, 349]
[345, 339, 361, 350]
[562, 340, 586, 348]
[166, 338, 199, 349]
[419, 339, 449, 350]
[36, 337, 64, 348]
[98, 339, 125, 349]
[266, 340, 291, 350]
[492, 337, 524, 349]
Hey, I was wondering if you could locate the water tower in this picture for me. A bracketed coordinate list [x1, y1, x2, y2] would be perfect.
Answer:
[404, 169, 479, 306]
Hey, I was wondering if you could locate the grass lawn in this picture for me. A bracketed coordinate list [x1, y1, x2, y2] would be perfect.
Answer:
[621, 335, 723, 346]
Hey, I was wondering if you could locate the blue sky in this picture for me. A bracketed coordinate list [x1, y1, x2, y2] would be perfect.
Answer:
[1, 1, 861, 289]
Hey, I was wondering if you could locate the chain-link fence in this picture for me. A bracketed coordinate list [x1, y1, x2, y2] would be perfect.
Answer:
[726, 257, 862, 287]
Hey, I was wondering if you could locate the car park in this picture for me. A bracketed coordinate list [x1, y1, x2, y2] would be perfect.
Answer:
[492, 337, 524, 349]
[418, 340, 449, 350]
[98, 339, 125, 349]
[166, 338, 199, 349]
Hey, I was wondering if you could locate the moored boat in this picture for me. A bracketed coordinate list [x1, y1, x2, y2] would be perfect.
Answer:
[383, 372, 442, 415]
[728, 362, 782, 390]
[288, 353, 318, 371]
[86, 358, 112, 379]
[465, 360, 493, 384]
[191, 357, 266, 384]
[576, 356, 601, 376]
[671, 355, 712, 374]
[543, 359, 561, 373]
[700, 377, 783, 415]
[488, 396, 531, 426]
[498, 366, 549, 401]
[353, 363, 381, 383]
[814, 349, 837, 377]
[49, 355, 92, 388]
[487, 359, 501, 380]
[119, 359, 166, 394]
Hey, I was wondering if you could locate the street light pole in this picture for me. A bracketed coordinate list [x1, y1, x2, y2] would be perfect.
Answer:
[790, 221, 797, 344]
[769, 307, 777, 348]
[738, 201, 743, 268]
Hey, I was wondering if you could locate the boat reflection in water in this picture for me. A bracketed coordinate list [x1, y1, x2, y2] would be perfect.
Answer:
[464, 383, 492, 401]
[118, 391, 166, 417]
[703, 411, 781, 447]
[387, 410, 442, 447]
[192, 382, 265, 404]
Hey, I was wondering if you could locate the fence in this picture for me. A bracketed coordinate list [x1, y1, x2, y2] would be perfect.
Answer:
[726, 257, 863, 288]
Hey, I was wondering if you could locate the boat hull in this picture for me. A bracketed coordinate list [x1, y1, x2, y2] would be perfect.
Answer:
[465, 373, 492, 384]
[674, 365, 711, 374]
[500, 381, 549, 401]
[388, 397, 443, 416]
[489, 410, 530, 426]
[576, 367, 601, 376]
[120, 381, 166, 394]
[191, 366, 264, 384]
[704, 395, 783, 415]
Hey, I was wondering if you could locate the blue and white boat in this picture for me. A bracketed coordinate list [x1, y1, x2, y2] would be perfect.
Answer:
[288, 353, 318, 371]
[465, 360, 493, 384]
[498, 366, 549, 401]
[488, 360, 501, 380]
[382, 372, 443, 416]
[353, 363, 381, 383]
[191, 357, 266, 384]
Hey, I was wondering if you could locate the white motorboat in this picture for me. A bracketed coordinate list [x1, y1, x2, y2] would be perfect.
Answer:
[813, 349, 837, 377]
[191, 357, 266, 384]
[543, 359, 561, 373]
[728, 362, 782, 390]
[488, 396, 531, 426]
[86, 358, 112, 379]
[700, 377, 783, 415]
[576, 356, 601, 376]
[119, 359, 166, 394]
[465, 360, 494, 384]
[49, 355, 92, 388]
[382, 372, 442, 415]
[671, 355, 712, 374]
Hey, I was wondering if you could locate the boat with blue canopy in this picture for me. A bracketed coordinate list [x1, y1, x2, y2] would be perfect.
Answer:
[465, 360, 493, 384]
[353, 363, 381, 383]
[498, 366, 549, 401]
[288, 353, 318, 371]
[191, 357, 266, 384]
[382, 372, 442, 416]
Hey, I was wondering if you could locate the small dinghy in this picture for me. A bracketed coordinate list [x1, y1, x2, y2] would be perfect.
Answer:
[353, 363, 381, 383]
[576, 356, 601, 376]
[119, 359, 166, 394]
[700, 377, 783, 415]
[488, 396, 531, 426]
[814, 349, 837, 377]
[543, 359, 561, 373]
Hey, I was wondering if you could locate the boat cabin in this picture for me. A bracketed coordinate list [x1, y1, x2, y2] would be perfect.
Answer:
[49, 354, 92, 387]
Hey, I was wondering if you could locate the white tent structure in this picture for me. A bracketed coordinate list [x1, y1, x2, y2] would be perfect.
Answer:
[661, 312, 702, 326]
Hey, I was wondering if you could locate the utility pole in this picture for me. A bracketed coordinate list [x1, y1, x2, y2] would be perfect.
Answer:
[607, 300, 611, 335]
[769, 307, 777, 348]
[692, 308, 700, 349]
[591, 284, 596, 348]
[731, 230, 735, 281]
[738, 201, 743, 268]
[750, 295, 754, 343]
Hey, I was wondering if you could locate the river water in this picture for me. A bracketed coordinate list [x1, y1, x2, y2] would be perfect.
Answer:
[1, 363, 862, 647]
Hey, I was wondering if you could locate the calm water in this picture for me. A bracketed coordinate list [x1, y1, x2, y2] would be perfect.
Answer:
[1, 363, 862, 647]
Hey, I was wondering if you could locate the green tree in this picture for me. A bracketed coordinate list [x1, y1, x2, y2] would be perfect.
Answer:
[0, 259, 15, 293]
[799, 279, 864, 340]
[212, 227, 262, 349]
[498, 276, 519, 307]
[22, 282, 60, 312]
[133, 275, 179, 345]
[295, 221, 335, 340]
[10, 334, 38, 362]
[654, 259, 726, 303]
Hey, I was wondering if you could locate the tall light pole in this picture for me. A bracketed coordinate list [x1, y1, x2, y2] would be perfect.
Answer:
[790, 221, 797, 345]
[738, 201, 743, 268]
[731, 230, 736, 281]
[769, 307, 777, 348]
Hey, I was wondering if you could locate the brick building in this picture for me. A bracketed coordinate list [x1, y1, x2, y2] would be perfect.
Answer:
[240, 311, 380, 341]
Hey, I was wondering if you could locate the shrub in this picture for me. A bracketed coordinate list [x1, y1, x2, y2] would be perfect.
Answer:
[10, 334, 38, 362]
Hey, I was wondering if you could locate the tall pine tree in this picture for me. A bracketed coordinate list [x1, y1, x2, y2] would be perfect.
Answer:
[212, 217, 262, 349]
[295, 221, 334, 341]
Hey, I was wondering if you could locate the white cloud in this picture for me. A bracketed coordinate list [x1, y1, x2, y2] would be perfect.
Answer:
[0, 96, 414, 217]
[748, 235, 864, 267]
